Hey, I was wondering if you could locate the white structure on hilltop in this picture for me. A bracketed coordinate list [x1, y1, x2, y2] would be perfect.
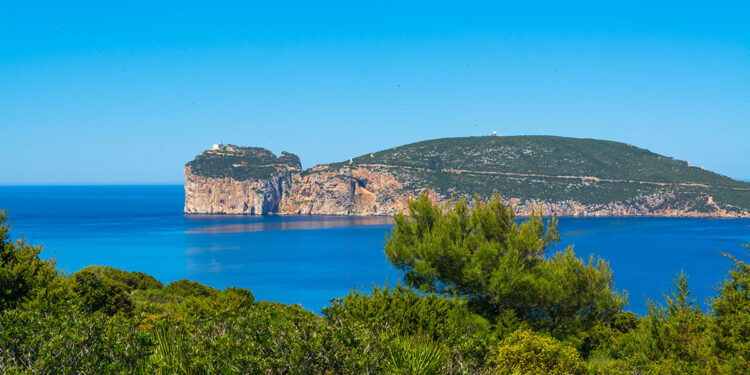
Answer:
[212, 142, 225, 150]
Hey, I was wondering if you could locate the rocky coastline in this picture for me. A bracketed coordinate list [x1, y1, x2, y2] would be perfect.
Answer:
[185, 162, 750, 218]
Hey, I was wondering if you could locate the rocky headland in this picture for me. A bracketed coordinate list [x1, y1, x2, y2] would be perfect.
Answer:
[185, 137, 750, 217]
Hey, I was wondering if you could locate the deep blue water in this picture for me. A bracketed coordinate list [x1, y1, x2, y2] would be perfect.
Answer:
[1, 185, 748, 315]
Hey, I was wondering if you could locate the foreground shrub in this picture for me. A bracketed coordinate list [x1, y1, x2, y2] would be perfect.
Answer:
[384, 193, 626, 347]
[140, 294, 382, 374]
[77, 265, 163, 291]
[492, 329, 584, 375]
[164, 279, 219, 298]
[0, 307, 151, 373]
[0, 210, 60, 311]
[325, 283, 492, 372]
[70, 269, 133, 315]
[711, 246, 750, 372]
[613, 273, 720, 374]
[387, 335, 447, 375]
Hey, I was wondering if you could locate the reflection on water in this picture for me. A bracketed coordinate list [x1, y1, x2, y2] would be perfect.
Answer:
[180, 215, 400, 311]
[187, 216, 395, 234]
[185, 244, 241, 255]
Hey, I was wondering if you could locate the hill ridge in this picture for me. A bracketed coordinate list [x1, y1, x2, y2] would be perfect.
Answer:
[184, 135, 750, 217]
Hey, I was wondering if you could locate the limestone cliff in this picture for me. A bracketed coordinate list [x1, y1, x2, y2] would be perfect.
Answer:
[184, 165, 287, 214]
[184, 145, 300, 214]
[184, 137, 750, 217]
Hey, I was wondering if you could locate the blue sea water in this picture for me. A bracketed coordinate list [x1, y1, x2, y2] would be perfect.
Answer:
[1, 185, 748, 315]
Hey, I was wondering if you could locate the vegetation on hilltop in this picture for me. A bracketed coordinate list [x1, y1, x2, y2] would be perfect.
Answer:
[186, 145, 301, 181]
[381, 166, 750, 209]
[328, 136, 750, 211]
[187, 136, 750, 212]
[342, 136, 745, 186]
[1, 202, 749, 373]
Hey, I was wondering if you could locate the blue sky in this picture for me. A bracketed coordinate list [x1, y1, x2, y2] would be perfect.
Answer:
[1, 1, 748, 184]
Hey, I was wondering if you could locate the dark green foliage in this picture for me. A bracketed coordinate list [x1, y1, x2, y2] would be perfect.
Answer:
[328, 135, 750, 210]
[186, 145, 301, 180]
[385, 193, 626, 345]
[0, 210, 60, 311]
[79, 265, 163, 291]
[324, 283, 489, 342]
[344, 136, 745, 187]
[386, 335, 447, 375]
[612, 273, 720, 374]
[0, 307, 152, 374]
[132, 285, 382, 374]
[611, 311, 639, 334]
[144, 300, 381, 374]
[145, 320, 193, 374]
[70, 269, 133, 315]
[324, 283, 493, 372]
[164, 279, 220, 298]
[193, 301, 375, 374]
[68, 265, 161, 316]
[710, 246, 750, 372]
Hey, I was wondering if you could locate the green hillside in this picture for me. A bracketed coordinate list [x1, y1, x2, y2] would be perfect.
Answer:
[341, 136, 742, 186]
[186, 136, 750, 213]
[331, 136, 750, 210]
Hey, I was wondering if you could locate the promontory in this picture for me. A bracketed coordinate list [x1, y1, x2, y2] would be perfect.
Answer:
[184, 136, 750, 217]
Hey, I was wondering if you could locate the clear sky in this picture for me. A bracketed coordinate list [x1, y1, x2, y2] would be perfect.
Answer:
[1, 1, 748, 184]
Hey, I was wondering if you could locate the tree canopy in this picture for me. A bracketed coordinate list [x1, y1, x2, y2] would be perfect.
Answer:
[384, 193, 626, 341]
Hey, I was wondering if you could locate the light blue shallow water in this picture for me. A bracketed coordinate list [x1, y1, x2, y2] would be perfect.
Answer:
[1, 185, 748, 314]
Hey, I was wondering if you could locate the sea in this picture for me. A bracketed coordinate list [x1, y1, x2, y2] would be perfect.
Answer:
[1, 185, 748, 315]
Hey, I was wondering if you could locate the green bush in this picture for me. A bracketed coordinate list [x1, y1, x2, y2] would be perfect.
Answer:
[70, 269, 133, 315]
[78, 265, 163, 291]
[492, 329, 584, 375]
[172, 300, 380, 374]
[324, 283, 489, 341]
[0, 307, 151, 373]
[612, 273, 720, 374]
[384, 193, 625, 346]
[324, 283, 493, 372]
[710, 246, 750, 372]
[387, 335, 447, 375]
[0, 210, 60, 311]
[164, 279, 219, 298]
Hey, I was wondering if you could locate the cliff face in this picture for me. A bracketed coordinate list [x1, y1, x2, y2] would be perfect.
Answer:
[508, 191, 746, 218]
[184, 165, 288, 214]
[185, 163, 750, 218]
[277, 166, 409, 215]
[184, 145, 301, 214]
[184, 139, 750, 217]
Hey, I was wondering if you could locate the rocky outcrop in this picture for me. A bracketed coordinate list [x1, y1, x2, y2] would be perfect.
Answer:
[184, 141, 750, 217]
[186, 164, 749, 217]
[184, 165, 288, 214]
[184, 162, 436, 216]
[277, 166, 410, 215]
[184, 145, 301, 214]
[508, 191, 747, 218]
